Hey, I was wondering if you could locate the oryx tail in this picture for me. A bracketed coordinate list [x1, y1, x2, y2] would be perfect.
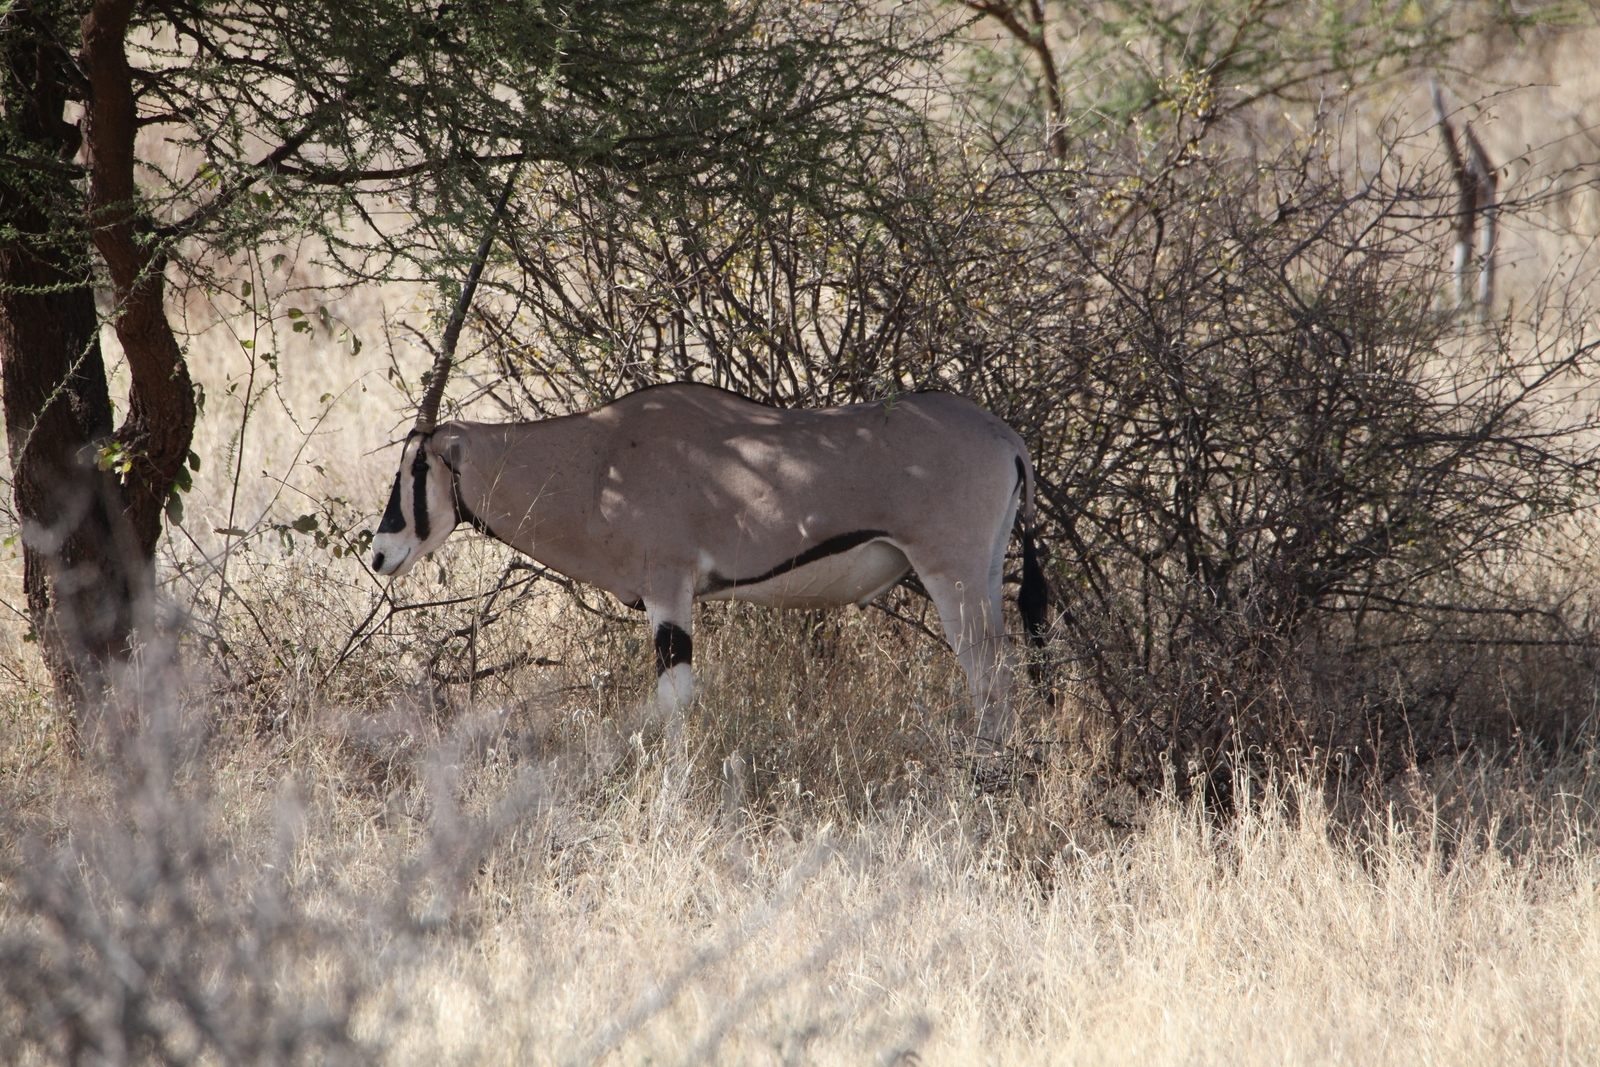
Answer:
[1016, 456, 1048, 651]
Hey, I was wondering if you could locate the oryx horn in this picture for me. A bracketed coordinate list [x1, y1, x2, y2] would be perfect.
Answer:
[414, 164, 522, 434]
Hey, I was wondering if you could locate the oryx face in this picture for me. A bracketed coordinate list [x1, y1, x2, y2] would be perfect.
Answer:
[371, 432, 459, 577]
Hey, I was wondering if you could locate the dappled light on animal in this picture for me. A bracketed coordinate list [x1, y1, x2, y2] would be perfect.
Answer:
[372, 383, 1049, 746]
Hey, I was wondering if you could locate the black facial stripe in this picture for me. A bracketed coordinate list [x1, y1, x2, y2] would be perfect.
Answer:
[454, 494, 496, 539]
[704, 529, 891, 592]
[445, 462, 504, 544]
[377, 472, 406, 533]
[411, 441, 431, 542]
[654, 622, 692, 675]
[1014, 455, 1026, 491]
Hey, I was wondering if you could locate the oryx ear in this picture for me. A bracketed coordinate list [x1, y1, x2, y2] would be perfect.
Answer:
[432, 425, 466, 471]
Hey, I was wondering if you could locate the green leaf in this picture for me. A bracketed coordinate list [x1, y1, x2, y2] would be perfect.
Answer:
[165, 492, 185, 526]
[188, 450, 201, 472]
[286, 307, 303, 319]
[241, 280, 253, 298]
[214, 527, 247, 537]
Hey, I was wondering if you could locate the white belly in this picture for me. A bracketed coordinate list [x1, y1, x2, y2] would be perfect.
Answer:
[701, 539, 911, 608]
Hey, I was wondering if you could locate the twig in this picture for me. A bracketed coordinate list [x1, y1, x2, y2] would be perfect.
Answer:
[431, 652, 563, 686]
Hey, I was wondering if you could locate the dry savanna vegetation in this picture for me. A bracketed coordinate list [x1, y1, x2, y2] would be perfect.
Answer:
[4, 1, 1600, 1064]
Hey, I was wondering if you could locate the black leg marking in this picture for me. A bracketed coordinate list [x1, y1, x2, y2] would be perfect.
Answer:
[411, 441, 432, 542]
[654, 622, 692, 675]
[377, 472, 406, 533]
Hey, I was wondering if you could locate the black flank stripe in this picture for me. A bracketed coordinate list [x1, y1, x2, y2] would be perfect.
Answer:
[411, 441, 431, 542]
[709, 529, 891, 591]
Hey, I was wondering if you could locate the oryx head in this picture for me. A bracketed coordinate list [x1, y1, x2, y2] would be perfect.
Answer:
[373, 248, 470, 579]
[374, 168, 518, 576]
[371, 430, 465, 577]
[376, 167, 518, 575]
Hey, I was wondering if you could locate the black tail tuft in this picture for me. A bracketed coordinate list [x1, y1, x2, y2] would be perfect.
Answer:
[1013, 454, 1052, 700]
[1019, 524, 1049, 650]
[1019, 524, 1053, 706]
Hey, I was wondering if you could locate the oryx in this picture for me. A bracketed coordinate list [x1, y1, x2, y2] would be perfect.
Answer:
[372, 382, 1048, 743]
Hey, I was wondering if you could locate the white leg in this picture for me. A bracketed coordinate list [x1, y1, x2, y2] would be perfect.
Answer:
[657, 661, 693, 711]
[919, 562, 1016, 746]
[644, 577, 696, 715]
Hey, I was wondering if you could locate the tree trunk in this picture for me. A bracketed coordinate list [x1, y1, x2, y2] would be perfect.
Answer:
[82, 0, 197, 557]
[0, 2, 196, 730]
[0, 230, 142, 715]
[0, 7, 147, 723]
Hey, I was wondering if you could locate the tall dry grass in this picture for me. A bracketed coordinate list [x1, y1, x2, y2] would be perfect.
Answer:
[5, 212, 1600, 1067]
[3, 590, 1600, 1065]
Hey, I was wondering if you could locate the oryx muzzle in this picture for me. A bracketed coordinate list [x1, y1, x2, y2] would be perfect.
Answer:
[372, 383, 1048, 744]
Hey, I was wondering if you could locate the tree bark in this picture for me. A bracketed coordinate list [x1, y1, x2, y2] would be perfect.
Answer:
[81, 0, 197, 557]
[0, 2, 197, 728]
[0, 6, 145, 721]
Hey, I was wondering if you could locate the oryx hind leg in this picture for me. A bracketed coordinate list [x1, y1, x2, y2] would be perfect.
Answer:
[916, 560, 1015, 747]
[910, 496, 1021, 748]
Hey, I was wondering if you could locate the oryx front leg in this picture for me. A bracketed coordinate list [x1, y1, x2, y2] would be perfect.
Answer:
[643, 578, 696, 716]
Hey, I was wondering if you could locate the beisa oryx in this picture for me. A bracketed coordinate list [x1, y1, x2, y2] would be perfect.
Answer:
[372, 382, 1049, 744]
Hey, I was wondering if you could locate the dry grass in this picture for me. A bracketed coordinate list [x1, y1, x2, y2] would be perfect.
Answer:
[3, 599, 1600, 1065]
[5, 222, 1600, 1067]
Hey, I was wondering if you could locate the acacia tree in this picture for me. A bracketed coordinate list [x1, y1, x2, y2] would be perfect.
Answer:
[0, 0, 926, 719]
[953, 0, 1523, 162]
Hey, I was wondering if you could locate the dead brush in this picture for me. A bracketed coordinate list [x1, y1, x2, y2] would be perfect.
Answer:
[686, 597, 967, 816]
[239, 532, 1068, 820]
[5, 586, 1600, 1065]
[0, 709, 373, 1067]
